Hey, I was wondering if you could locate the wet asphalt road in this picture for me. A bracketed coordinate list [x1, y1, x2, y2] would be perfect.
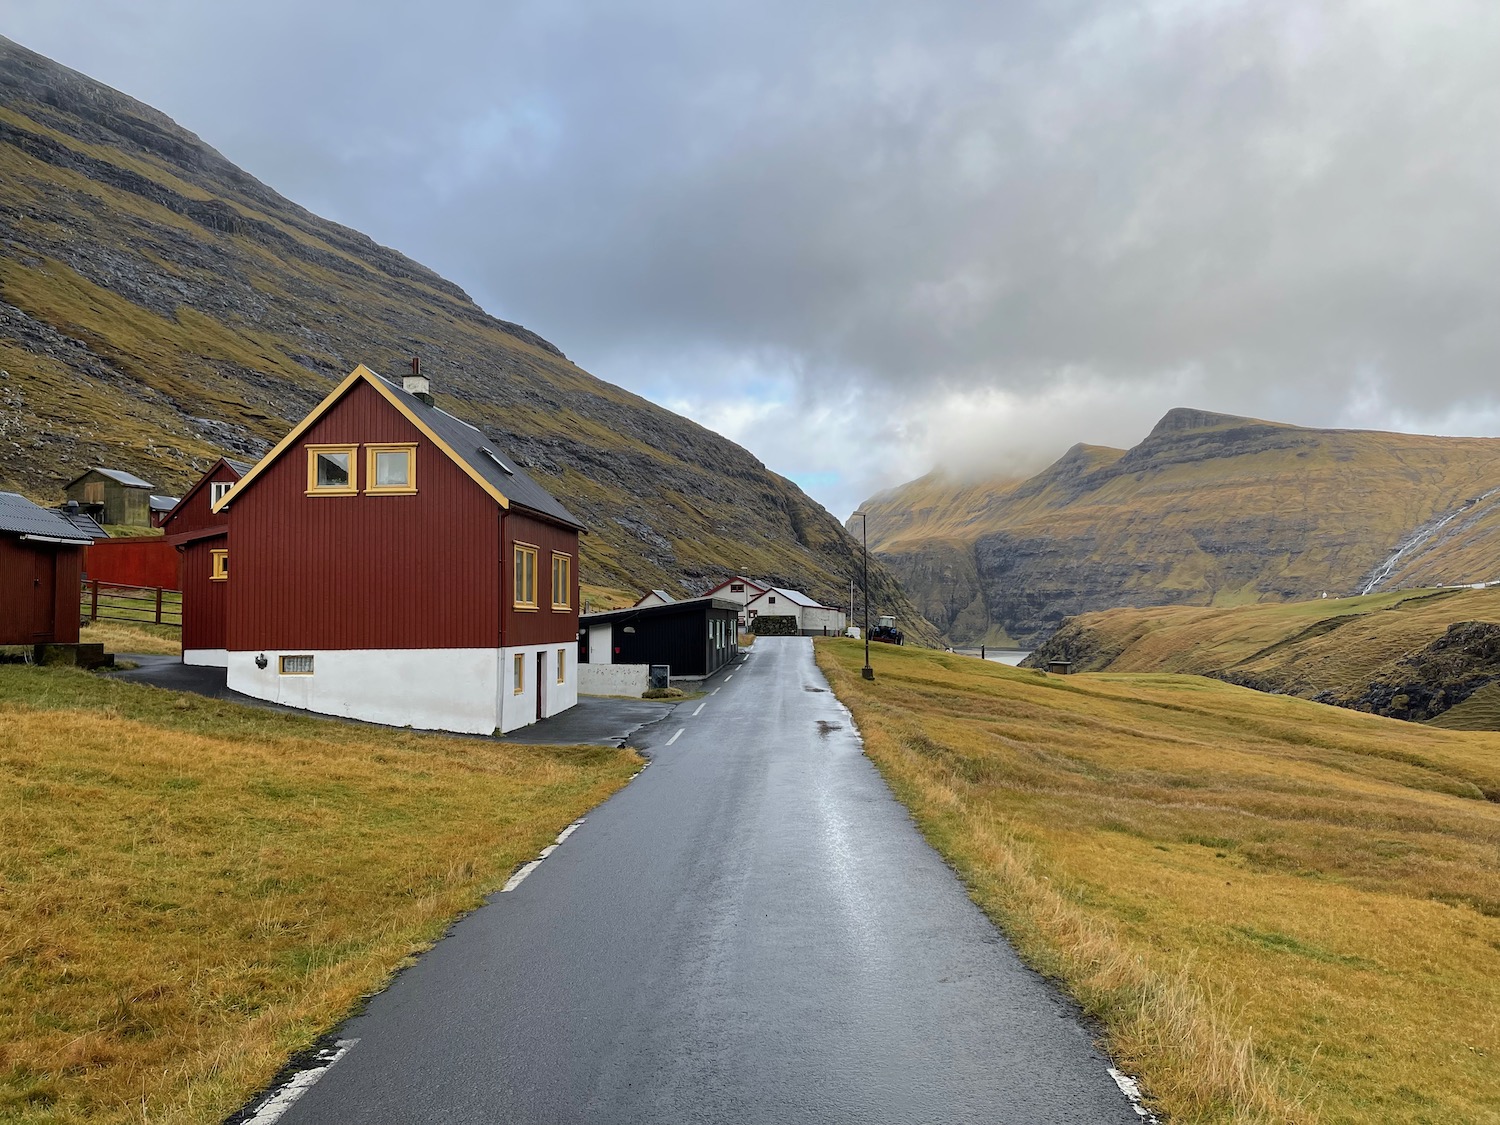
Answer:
[274, 637, 1141, 1124]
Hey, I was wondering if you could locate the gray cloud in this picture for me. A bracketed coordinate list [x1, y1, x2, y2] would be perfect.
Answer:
[12, 1, 1500, 516]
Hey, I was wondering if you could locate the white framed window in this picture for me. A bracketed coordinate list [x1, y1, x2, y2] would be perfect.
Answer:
[279, 654, 314, 675]
[210, 481, 234, 506]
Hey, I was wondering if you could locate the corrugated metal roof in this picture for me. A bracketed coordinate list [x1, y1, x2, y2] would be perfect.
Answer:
[757, 586, 827, 609]
[58, 509, 109, 539]
[149, 495, 180, 511]
[67, 466, 155, 489]
[0, 493, 96, 542]
[376, 375, 586, 531]
[581, 596, 742, 625]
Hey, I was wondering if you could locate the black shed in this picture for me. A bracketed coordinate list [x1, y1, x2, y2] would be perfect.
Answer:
[580, 596, 740, 678]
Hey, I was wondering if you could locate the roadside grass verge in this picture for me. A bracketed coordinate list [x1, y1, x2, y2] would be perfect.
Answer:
[0, 665, 639, 1124]
[816, 639, 1500, 1124]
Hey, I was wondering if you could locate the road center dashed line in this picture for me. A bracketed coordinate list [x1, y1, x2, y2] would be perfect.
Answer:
[692, 702, 707, 716]
[666, 728, 684, 746]
[502, 818, 586, 892]
[711, 687, 721, 695]
[725, 674, 733, 681]
[244, 1039, 358, 1123]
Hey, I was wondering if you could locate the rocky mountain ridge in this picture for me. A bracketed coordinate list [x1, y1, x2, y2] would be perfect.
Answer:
[0, 36, 936, 640]
[859, 408, 1500, 646]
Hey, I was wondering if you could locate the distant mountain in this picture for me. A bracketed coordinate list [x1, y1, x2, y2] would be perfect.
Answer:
[858, 408, 1500, 646]
[0, 36, 936, 640]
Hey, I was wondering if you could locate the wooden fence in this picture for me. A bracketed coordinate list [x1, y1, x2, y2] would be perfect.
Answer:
[82, 579, 182, 627]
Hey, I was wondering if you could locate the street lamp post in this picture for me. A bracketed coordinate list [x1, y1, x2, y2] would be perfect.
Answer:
[859, 511, 874, 681]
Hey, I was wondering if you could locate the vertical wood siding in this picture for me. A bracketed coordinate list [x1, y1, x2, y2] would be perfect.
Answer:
[163, 461, 242, 537]
[0, 538, 81, 645]
[227, 381, 502, 651]
[180, 536, 227, 651]
[502, 511, 581, 648]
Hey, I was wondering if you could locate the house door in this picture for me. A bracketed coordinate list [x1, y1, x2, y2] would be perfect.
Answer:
[536, 652, 547, 720]
[30, 551, 55, 642]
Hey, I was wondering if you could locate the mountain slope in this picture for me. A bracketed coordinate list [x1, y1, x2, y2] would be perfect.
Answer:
[860, 408, 1500, 645]
[0, 36, 936, 641]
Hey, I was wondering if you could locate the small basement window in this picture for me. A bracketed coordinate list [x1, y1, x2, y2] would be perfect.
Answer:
[366, 443, 417, 494]
[279, 654, 314, 675]
[210, 481, 234, 506]
[551, 552, 572, 610]
[306, 444, 358, 495]
[513, 652, 525, 694]
[768, 595, 777, 604]
[210, 549, 229, 582]
[514, 543, 538, 609]
[556, 649, 567, 684]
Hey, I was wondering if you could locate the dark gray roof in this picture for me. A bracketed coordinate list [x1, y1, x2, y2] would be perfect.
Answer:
[225, 457, 255, 476]
[582, 596, 741, 625]
[67, 466, 154, 489]
[149, 495, 180, 511]
[377, 375, 585, 531]
[0, 492, 95, 542]
[57, 509, 109, 539]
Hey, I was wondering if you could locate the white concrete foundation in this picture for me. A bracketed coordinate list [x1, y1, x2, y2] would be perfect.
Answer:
[579, 663, 651, 697]
[226, 644, 578, 735]
[183, 648, 228, 668]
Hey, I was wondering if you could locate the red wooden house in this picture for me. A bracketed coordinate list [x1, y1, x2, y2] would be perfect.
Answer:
[162, 456, 253, 666]
[0, 492, 93, 648]
[213, 364, 584, 734]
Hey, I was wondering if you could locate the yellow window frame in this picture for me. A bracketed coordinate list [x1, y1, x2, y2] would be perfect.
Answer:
[209, 548, 229, 582]
[514, 543, 538, 610]
[513, 652, 525, 694]
[551, 552, 572, 610]
[306, 444, 359, 496]
[556, 648, 567, 684]
[366, 443, 418, 495]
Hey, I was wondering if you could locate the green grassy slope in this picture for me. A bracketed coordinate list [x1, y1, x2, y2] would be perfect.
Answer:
[860, 408, 1500, 645]
[1027, 586, 1500, 726]
[0, 37, 936, 642]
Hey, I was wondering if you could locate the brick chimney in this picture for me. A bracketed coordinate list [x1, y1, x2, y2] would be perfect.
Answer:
[403, 356, 434, 406]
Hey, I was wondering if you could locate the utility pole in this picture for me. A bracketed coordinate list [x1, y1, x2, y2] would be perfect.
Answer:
[864, 513, 876, 687]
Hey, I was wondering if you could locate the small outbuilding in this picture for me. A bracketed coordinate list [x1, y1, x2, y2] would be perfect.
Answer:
[633, 589, 677, 608]
[63, 467, 157, 528]
[580, 597, 741, 679]
[743, 586, 846, 636]
[0, 492, 93, 648]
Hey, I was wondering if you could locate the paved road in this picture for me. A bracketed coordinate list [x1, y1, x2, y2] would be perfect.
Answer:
[269, 637, 1142, 1124]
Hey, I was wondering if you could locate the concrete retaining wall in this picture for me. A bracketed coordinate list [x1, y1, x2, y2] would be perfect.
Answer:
[579, 663, 651, 697]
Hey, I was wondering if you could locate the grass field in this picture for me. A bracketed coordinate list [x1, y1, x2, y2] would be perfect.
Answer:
[817, 638, 1500, 1124]
[0, 666, 638, 1124]
[78, 620, 181, 657]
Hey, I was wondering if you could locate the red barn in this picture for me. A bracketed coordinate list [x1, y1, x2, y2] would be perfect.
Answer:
[162, 457, 254, 666]
[0, 492, 93, 648]
[215, 364, 585, 734]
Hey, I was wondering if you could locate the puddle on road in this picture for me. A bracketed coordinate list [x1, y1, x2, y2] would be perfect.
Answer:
[816, 720, 843, 738]
[803, 685, 828, 693]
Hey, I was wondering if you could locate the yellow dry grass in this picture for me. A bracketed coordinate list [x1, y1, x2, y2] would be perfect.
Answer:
[78, 621, 181, 657]
[816, 639, 1500, 1124]
[0, 666, 638, 1123]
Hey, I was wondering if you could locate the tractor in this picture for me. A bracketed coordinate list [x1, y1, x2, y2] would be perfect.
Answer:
[870, 615, 904, 645]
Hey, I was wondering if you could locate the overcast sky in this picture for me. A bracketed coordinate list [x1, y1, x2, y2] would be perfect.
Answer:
[11, 1, 1500, 516]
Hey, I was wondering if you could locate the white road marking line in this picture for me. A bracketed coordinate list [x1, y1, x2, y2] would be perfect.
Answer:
[244, 1039, 358, 1123]
[711, 687, 721, 695]
[692, 702, 707, 716]
[725, 674, 734, 681]
[1107, 1067, 1158, 1121]
[538, 844, 558, 859]
[666, 728, 684, 746]
[555, 820, 584, 845]
[502, 860, 542, 892]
